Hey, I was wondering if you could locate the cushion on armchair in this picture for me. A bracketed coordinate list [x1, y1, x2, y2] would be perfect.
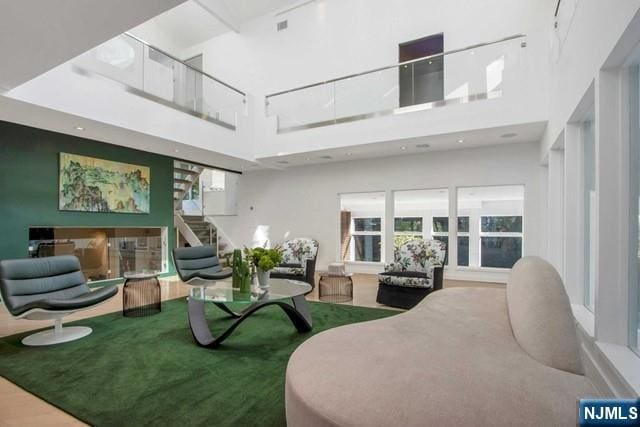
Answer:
[279, 238, 319, 275]
[378, 270, 433, 288]
[378, 239, 446, 289]
[272, 263, 305, 276]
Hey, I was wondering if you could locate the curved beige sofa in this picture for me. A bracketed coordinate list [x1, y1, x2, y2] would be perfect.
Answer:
[286, 257, 598, 426]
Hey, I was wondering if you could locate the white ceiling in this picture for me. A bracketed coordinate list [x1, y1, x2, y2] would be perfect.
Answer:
[0, 0, 184, 92]
[256, 121, 547, 169]
[129, 2, 228, 55]
[224, 0, 307, 22]
[129, 0, 306, 56]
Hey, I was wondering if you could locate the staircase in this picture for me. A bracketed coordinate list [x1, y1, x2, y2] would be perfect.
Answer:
[173, 161, 203, 211]
[182, 215, 216, 246]
[173, 160, 234, 263]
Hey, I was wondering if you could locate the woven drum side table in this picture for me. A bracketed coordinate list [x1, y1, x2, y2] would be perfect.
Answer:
[318, 273, 353, 303]
[123, 272, 161, 317]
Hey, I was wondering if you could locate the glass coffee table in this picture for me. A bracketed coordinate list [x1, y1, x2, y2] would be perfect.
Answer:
[187, 278, 313, 348]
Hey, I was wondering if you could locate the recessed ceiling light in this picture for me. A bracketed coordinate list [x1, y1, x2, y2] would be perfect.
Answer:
[401, 146, 407, 150]
[174, 148, 180, 153]
[305, 157, 311, 161]
[416, 143, 430, 148]
[276, 160, 289, 165]
[346, 152, 353, 156]
[74, 126, 85, 131]
[457, 139, 464, 144]
[500, 132, 518, 138]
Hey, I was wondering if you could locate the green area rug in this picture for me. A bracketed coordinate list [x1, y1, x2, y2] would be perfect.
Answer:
[0, 299, 396, 426]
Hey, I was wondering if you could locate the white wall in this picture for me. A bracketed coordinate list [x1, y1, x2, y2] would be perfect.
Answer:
[213, 142, 543, 282]
[129, 19, 187, 57]
[540, 0, 640, 159]
[182, 0, 552, 158]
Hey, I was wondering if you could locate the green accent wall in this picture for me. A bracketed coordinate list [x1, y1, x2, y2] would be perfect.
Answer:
[0, 120, 176, 280]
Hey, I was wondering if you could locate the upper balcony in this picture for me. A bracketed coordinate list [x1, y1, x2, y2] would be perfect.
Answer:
[6, 32, 255, 167]
[5, 22, 547, 168]
[266, 35, 525, 133]
[72, 33, 246, 131]
[255, 34, 547, 162]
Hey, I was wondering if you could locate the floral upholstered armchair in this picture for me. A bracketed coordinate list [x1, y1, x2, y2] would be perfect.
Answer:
[271, 238, 319, 291]
[377, 239, 447, 309]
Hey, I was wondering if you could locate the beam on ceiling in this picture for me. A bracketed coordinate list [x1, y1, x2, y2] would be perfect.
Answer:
[194, 0, 240, 33]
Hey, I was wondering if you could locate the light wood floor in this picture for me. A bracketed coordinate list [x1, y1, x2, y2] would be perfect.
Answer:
[0, 275, 503, 426]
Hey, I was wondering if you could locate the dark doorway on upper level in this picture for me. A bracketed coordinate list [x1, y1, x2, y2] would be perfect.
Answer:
[399, 33, 444, 107]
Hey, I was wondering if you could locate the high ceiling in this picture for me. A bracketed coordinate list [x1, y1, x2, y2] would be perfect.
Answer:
[224, 0, 306, 23]
[0, 0, 184, 92]
[129, 0, 307, 56]
[129, 2, 229, 54]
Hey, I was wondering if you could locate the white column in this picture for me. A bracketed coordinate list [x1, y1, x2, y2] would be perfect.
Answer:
[595, 69, 630, 345]
[547, 148, 565, 278]
[564, 123, 582, 303]
[540, 161, 549, 260]
[448, 186, 458, 269]
[384, 190, 395, 264]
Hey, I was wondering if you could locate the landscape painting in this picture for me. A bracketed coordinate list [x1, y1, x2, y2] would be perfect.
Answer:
[59, 153, 150, 214]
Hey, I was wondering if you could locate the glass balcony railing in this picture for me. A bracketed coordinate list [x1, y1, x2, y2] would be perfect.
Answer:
[72, 33, 246, 130]
[266, 34, 526, 133]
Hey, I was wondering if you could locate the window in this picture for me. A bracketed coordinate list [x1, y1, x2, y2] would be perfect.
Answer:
[340, 192, 385, 263]
[394, 188, 449, 259]
[480, 216, 523, 268]
[354, 218, 381, 232]
[430, 216, 468, 266]
[353, 217, 382, 262]
[394, 217, 423, 248]
[394, 217, 423, 233]
[581, 106, 596, 311]
[458, 185, 524, 269]
[431, 217, 449, 265]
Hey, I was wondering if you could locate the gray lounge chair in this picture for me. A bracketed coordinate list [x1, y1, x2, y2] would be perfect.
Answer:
[0, 255, 117, 346]
[173, 245, 232, 284]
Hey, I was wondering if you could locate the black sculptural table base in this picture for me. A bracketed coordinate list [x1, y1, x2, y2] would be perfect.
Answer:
[187, 295, 313, 348]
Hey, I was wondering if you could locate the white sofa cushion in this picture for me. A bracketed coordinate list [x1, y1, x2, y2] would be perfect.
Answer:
[507, 256, 584, 375]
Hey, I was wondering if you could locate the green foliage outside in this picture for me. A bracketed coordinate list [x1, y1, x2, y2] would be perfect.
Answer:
[394, 234, 418, 250]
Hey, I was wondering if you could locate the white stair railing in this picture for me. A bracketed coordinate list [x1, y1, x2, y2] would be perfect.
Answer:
[204, 216, 236, 253]
[174, 214, 203, 247]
